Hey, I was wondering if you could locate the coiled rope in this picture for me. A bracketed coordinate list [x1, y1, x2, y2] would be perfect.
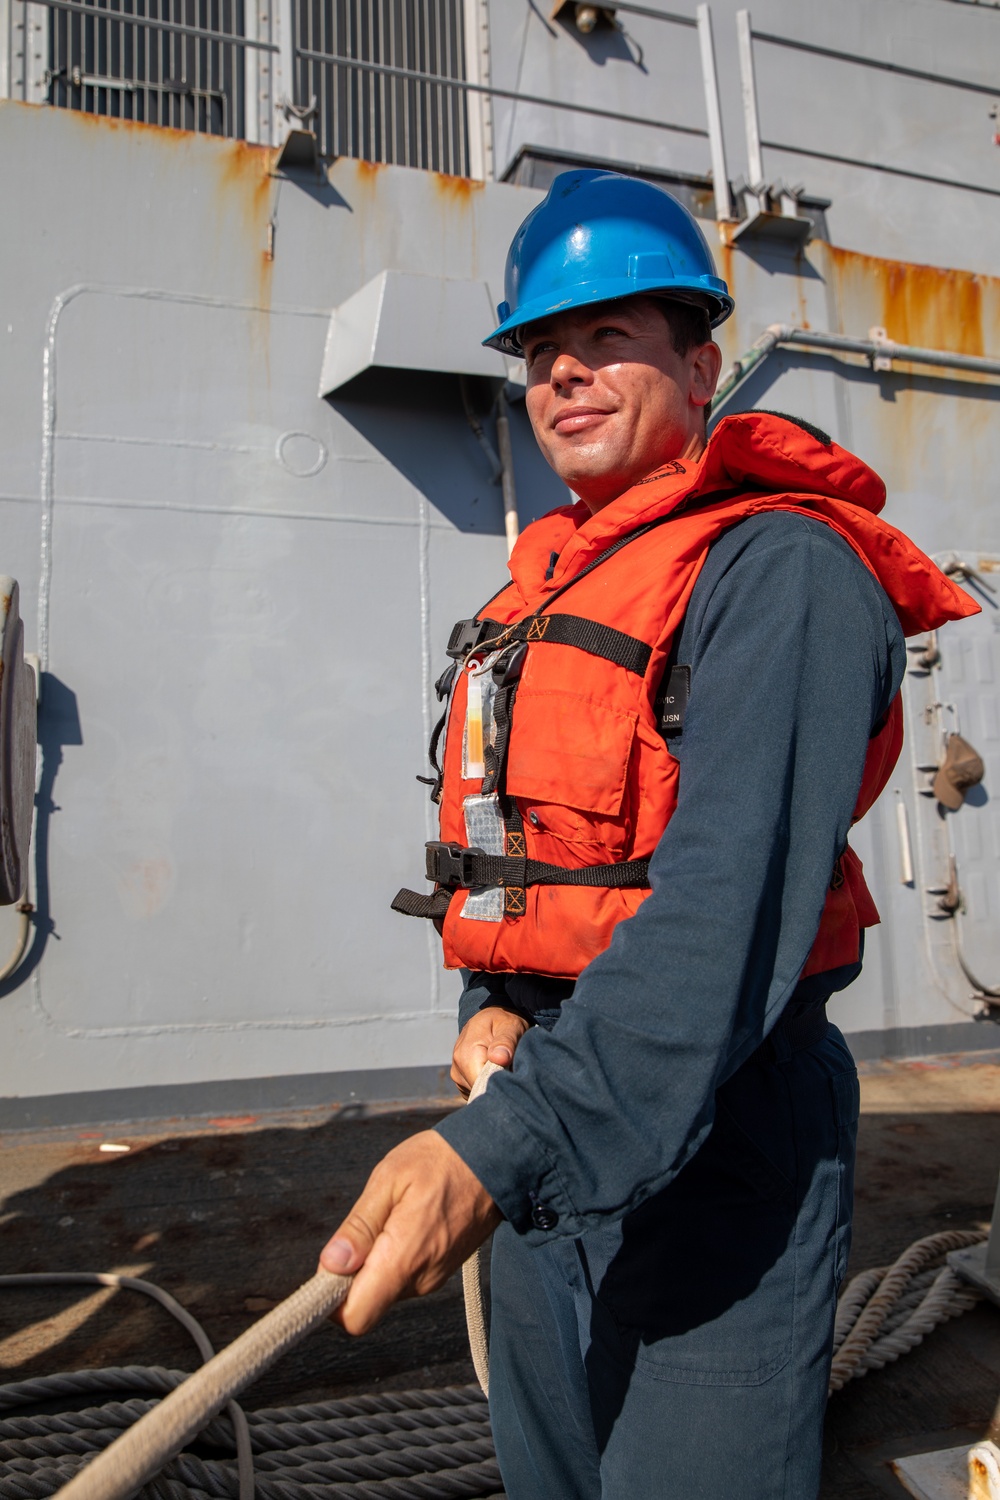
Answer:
[829, 1227, 986, 1391]
[0, 1277, 503, 1500]
[0, 1063, 987, 1500]
[0, 1368, 501, 1500]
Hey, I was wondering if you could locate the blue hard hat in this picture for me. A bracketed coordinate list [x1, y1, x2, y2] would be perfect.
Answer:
[484, 169, 734, 356]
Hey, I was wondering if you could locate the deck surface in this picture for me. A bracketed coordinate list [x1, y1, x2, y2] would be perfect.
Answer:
[1, 1055, 998, 1497]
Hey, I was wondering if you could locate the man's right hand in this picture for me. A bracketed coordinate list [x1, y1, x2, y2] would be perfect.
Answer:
[451, 1006, 530, 1097]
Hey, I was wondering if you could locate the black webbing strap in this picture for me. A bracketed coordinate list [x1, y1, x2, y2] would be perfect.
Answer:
[425, 842, 650, 891]
[391, 887, 453, 919]
[500, 802, 528, 916]
[393, 851, 651, 921]
[482, 673, 517, 797]
[488, 854, 649, 889]
[488, 613, 651, 675]
[416, 662, 458, 803]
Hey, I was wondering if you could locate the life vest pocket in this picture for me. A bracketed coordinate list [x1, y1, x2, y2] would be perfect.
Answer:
[505, 688, 638, 818]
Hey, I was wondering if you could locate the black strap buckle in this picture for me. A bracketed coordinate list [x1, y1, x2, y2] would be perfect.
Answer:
[425, 841, 485, 888]
[446, 618, 497, 660]
[492, 640, 527, 687]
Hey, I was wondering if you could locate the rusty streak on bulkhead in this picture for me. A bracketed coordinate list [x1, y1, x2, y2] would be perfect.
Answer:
[716, 224, 1000, 369]
[826, 244, 1000, 363]
[215, 137, 275, 313]
[432, 171, 485, 271]
[431, 172, 485, 203]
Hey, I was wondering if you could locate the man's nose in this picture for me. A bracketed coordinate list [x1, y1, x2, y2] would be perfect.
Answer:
[550, 350, 593, 390]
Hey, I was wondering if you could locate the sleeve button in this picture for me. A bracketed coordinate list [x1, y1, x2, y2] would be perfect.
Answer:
[530, 1202, 559, 1231]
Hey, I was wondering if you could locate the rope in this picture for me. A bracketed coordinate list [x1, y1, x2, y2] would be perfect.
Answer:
[829, 1228, 986, 1391]
[0, 1276, 254, 1500]
[42, 1270, 349, 1500]
[460, 1062, 502, 1398]
[0, 1375, 503, 1500]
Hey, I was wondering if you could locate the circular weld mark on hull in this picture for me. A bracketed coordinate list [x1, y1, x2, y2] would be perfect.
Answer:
[276, 431, 328, 477]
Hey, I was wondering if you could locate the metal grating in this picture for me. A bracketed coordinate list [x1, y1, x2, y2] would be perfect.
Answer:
[295, 0, 471, 174]
[43, 0, 255, 137]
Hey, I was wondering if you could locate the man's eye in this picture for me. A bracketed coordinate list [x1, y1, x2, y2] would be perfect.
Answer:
[595, 325, 627, 339]
[526, 341, 556, 361]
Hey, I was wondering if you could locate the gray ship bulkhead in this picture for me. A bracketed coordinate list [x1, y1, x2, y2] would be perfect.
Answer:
[1, 0, 999, 1127]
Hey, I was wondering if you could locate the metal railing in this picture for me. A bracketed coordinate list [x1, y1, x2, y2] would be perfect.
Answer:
[6, 0, 997, 202]
[296, 0, 470, 175]
[2, 0, 721, 187]
[4, 0, 479, 166]
[41, 0, 257, 136]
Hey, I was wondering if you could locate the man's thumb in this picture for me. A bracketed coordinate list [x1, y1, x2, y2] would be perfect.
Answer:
[320, 1212, 377, 1275]
[487, 1020, 525, 1069]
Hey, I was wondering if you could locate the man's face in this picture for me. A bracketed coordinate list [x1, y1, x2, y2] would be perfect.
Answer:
[522, 296, 722, 513]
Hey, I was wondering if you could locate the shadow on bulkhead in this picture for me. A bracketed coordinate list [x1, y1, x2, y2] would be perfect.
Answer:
[549, 3, 648, 72]
[730, 236, 826, 284]
[0, 673, 82, 998]
[326, 370, 569, 535]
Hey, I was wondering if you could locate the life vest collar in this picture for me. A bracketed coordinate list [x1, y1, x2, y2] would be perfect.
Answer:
[510, 411, 887, 600]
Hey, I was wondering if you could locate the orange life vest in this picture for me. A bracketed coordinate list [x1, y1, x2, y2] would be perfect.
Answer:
[395, 412, 978, 982]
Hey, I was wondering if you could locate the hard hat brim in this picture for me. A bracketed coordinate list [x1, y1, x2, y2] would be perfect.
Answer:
[483, 276, 735, 356]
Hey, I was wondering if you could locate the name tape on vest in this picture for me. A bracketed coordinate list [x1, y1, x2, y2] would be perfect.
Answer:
[657, 664, 691, 738]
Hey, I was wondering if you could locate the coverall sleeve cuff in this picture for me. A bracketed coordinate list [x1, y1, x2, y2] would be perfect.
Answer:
[435, 1089, 577, 1243]
[457, 971, 519, 1031]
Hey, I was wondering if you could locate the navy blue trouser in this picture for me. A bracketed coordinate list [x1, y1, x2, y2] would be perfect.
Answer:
[487, 1024, 860, 1500]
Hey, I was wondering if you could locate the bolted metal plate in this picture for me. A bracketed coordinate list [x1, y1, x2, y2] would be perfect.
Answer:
[0, 578, 36, 904]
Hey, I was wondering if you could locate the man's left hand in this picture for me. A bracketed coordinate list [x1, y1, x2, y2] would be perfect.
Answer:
[319, 1130, 501, 1334]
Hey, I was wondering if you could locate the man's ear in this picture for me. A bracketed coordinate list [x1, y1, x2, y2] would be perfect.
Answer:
[690, 340, 723, 410]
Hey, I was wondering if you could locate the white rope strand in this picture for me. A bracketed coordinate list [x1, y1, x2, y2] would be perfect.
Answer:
[829, 1229, 985, 1392]
[460, 1061, 503, 1398]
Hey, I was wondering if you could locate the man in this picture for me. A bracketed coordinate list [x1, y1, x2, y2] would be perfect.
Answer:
[319, 171, 975, 1497]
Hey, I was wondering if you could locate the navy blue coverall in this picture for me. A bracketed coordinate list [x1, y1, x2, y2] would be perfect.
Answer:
[436, 511, 906, 1499]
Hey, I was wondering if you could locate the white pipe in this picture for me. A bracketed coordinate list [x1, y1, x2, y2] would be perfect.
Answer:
[496, 392, 520, 559]
[783, 326, 1000, 374]
[736, 9, 764, 187]
[895, 793, 914, 887]
[696, 5, 732, 222]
